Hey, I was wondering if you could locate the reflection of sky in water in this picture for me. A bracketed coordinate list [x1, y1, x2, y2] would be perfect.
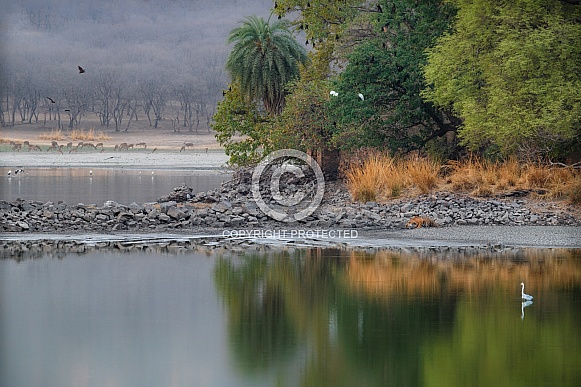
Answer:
[0, 252, 248, 387]
[0, 167, 229, 205]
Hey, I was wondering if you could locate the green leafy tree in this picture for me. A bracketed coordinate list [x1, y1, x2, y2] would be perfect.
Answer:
[328, 0, 458, 153]
[226, 14, 308, 115]
[422, 0, 581, 157]
[212, 82, 269, 165]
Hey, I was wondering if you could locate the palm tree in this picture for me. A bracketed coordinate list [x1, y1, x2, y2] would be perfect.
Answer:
[226, 15, 308, 115]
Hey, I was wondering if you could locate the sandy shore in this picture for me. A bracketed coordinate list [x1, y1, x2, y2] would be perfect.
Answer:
[0, 150, 230, 169]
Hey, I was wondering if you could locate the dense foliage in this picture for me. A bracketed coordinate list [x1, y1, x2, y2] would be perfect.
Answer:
[328, 0, 457, 153]
[422, 0, 581, 157]
[215, 0, 581, 164]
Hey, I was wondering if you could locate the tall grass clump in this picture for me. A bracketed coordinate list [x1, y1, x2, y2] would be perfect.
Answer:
[568, 174, 581, 206]
[344, 153, 388, 202]
[70, 128, 111, 141]
[38, 128, 64, 140]
[343, 152, 439, 201]
[406, 158, 440, 194]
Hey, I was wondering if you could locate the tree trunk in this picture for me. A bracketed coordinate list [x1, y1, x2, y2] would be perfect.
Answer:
[308, 146, 339, 181]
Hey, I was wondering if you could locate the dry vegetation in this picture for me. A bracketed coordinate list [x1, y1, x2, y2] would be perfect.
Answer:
[37, 128, 112, 141]
[343, 151, 581, 205]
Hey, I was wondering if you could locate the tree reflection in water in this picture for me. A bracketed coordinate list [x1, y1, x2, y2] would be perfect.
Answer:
[214, 248, 581, 386]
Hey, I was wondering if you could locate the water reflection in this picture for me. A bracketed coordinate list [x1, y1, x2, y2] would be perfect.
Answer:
[1, 247, 580, 386]
[0, 167, 229, 204]
[521, 300, 533, 320]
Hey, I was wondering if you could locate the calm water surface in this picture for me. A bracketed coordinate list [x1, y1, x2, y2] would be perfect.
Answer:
[0, 167, 229, 204]
[1, 247, 580, 386]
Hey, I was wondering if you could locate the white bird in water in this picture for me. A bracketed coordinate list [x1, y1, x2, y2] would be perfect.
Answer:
[7, 170, 11, 177]
[358, 93, 364, 101]
[89, 170, 93, 176]
[520, 282, 533, 301]
[330, 90, 339, 97]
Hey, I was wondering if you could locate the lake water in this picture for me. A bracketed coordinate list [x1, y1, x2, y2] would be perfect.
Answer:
[0, 167, 229, 205]
[1, 246, 580, 386]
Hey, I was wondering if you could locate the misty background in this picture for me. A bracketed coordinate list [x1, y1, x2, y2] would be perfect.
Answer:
[0, 0, 273, 132]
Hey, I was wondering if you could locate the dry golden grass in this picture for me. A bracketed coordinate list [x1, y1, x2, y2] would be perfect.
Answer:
[344, 152, 439, 200]
[406, 158, 440, 194]
[70, 128, 111, 141]
[343, 152, 581, 204]
[38, 128, 64, 141]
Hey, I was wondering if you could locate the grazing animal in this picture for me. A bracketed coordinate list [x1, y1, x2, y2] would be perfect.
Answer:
[95, 143, 103, 148]
[151, 148, 157, 153]
[77, 141, 84, 147]
[82, 143, 95, 148]
[118, 143, 129, 151]
[405, 216, 436, 229]
[78, 65, 86, 74]
[127, 143, 134, 149]
[29, 144, 42, 152]
[136, 142, 147, 149]
[520, 282, 533, 301]
[184, 142, 194, 148]
[66, 142, 73, 148]
[69, 146, 78, 153]
[180, 146, 185, 153]
[12, 143, 22, 151]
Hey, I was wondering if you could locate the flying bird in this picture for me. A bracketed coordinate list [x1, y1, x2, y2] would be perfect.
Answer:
[46, 97, 56, 103]
[78, 66, 86, 74]
[358, 93, 365, 101]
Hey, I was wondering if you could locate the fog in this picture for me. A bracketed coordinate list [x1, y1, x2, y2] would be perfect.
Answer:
[0, 0, 273, 130]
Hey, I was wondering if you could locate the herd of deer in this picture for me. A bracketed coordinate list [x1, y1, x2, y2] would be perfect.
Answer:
[8, 141, 207, 153]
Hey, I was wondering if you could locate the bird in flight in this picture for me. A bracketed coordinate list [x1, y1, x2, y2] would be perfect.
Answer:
[78, 66, 86, 74]
[46, 97, 56, 103]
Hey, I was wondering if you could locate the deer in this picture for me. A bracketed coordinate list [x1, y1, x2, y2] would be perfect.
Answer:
[136, 142, 147, 149]
[69, 146, 78, 153]
[82, 142, 95, 149]
[29, 144, 42, 151]
[95, 142, 104, 149]
[118, 143, 129, 151]
[12, 143, 22, 151]
[66, 142, 73, 149]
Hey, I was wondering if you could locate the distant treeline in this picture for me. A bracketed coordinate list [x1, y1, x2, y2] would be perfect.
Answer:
[0, 0, 272, 131]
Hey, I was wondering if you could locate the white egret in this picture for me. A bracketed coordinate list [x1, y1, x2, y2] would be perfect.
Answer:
[358, 93, 364, 101]
[89, 170, 93, 176]
[520, 282, 533, 301]
[7, 170, 11, 177]
[330, 90, 338, 97]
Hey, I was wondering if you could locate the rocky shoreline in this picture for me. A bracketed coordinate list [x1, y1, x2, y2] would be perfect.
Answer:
[1, 168, 580, 234]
